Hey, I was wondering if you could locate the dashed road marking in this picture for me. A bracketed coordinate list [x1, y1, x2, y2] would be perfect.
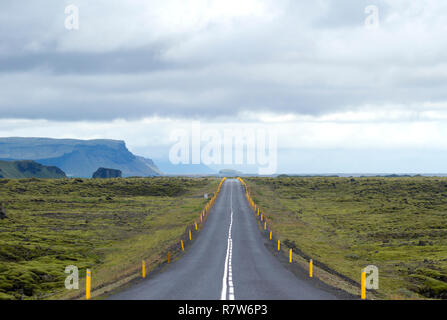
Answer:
[221, 182, 235, 300]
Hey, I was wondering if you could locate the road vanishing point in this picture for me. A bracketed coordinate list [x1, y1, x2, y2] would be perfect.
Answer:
[109, 179, 337, 300]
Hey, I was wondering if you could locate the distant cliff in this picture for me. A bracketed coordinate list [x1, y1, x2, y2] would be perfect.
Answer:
[0, 137, 160, 178]
[0, 160, 66, 179]
[219, 169, 242, 177]
[154, 159, 215, 175]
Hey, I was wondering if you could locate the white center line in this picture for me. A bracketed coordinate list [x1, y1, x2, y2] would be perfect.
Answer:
[221, 181, 235, 300]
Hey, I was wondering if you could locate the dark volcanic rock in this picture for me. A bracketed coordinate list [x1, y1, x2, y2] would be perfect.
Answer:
[0, 203, 6, 219]
[92, 168, 122, 179]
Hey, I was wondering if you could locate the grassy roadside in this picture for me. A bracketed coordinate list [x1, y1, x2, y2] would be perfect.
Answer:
[245, 177, 447, 300]
[0, 177, 219, 300]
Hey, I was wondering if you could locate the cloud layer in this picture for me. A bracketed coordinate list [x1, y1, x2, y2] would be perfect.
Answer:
[2, 1, 447, 173]
[2, 0, 447, 121]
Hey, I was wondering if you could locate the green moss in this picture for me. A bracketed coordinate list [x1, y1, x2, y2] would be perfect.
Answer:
[0, 177, 218, 299]
[410, 274, 447, 298]
[246, 177, 447, 300]
[0, 292, 14, 300]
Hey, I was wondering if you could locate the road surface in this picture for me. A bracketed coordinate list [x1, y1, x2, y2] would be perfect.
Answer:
[109, 179, 337, 300]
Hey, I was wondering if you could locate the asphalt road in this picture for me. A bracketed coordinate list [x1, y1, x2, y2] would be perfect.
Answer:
[109, 179, 337, 300]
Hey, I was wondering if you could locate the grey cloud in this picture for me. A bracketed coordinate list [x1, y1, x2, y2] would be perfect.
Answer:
[0, 46, 173, 74]
[313, 0, 390, 29]
[1, 0, 447, 121]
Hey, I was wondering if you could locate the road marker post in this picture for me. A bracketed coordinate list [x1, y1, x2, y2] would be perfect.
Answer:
[361, 271, 366, 299]
[309, 259, 313, 278]
[264, 221, 267, 230]
[142, 261, 146, 278]
[189, 230, 192, 241]
[181, 240, 184, 251]
[86, 269, 91, 300]
[261, 214, 263, 222]
[195, 222, 198, 231]
[200, 215, 203, 223]
[278, 240, 280, 251]
[289, 249, 292, 263]
[270, 231, 272, 240]
[168, 252, 171, 263]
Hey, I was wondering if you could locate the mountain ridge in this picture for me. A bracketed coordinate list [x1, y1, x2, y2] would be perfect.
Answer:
[0, 160, 66, 179]
[0, 137, 160, 178]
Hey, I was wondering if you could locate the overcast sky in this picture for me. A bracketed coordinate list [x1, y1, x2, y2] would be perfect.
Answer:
[1, 0, 447, 173]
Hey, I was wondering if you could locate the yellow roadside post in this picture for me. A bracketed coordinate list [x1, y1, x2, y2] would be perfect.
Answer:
[142, 261, 146, 278]
[181, 240, 184, 251]
[200, 215, 203, 223]
[289, 249, 292, 263]
[278, 240, 281, 251]
[86, 269, 91, 300]
[309, 259, 313, 278]
[195, 222, 198, 231]
[270, 231, 272, 240]
[264, 222, 267, 230]
[189, 230, 192, 241]
[361, 271, 366, 299]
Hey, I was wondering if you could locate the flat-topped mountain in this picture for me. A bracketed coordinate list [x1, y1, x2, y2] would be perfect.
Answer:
[0, 137, 161, 178]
